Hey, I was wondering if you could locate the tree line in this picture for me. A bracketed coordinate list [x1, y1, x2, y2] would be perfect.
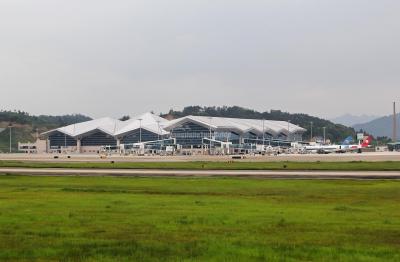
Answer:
[161, 106, 356, 143]
[0, 110, 92, 130]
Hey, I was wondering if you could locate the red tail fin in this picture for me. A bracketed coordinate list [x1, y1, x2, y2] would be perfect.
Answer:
[361, 136, 373, 147]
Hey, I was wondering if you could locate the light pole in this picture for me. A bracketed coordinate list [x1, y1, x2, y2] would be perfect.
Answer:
[156, 120, 163, 151]
[310, 121, 313, 141]
[287, 120, 291, 141]
[323, 127, 326, 144]
[262, 119, 265, 148]
[8, 124, 12, 153]
[156, 120, 161, 141]
[209, 117, 212, 154]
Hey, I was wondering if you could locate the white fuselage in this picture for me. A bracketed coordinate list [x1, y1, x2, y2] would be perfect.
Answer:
[305, 144, 341, 153]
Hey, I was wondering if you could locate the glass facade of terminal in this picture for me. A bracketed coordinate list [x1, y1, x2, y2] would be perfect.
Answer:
[226, 132, 240, 145]
[121, 129, 160, 144]
[214, 131, 241, 144]
[170, 121, 294, 148]
[48, 131, 77, 147]
[169, 121, 300, 148]
[171, 122, 212, 148]
[81, 131, 117, 146]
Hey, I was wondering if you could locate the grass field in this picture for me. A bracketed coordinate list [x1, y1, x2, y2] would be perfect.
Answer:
[0, 175, 399, 261]
[2, 160, 400, 171]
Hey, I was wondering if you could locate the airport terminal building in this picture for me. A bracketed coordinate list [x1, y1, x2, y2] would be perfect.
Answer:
[41, 113, 306, 154]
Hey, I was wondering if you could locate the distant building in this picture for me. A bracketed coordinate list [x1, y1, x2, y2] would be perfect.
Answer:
[387, 142, 400, 152]
[18, 139, 47, 154]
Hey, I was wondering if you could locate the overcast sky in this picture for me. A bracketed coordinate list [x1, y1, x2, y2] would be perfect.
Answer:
[1, 0, 399, 119]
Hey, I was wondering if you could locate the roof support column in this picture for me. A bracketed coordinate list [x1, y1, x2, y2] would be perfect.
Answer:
[76, 138, 81, 153]
[239, 135, 245, 145]
[46, 138, 50, 153]
[116, 138, 121, 154]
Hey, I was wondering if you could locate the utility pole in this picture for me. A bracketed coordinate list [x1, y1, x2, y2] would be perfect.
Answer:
[209, 117, 212, 154]
[323, 127, 326, 144]
[156, 120, 161, 141]
[262, 119, 265, 147]
[8, 124, 12, 153]
[310, 121, 313, 141]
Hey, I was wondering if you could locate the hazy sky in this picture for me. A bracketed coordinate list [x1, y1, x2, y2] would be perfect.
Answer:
[1, 0, 399, 119]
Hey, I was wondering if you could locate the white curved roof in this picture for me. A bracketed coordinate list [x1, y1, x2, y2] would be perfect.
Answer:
[115, 112, 169, 137]
[164, 115, 306, 135]
[42, 117, 125, 138]
[42, 113, 169, 138]
[41, 113, 306, 139]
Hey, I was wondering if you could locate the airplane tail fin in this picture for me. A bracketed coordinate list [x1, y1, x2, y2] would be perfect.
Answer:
[342, 136, 354, 145]
[361, 136, 373, 147]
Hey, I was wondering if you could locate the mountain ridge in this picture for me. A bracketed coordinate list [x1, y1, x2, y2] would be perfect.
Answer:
[330, 114, 380, 127]
[353, 114, 400, 140]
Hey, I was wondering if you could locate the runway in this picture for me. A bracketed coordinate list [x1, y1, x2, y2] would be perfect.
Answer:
[1, 167, 400, 179]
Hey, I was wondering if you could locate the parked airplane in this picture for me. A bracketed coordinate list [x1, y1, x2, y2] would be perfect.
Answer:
[338, 135, 373, 153]
[305, 136, 373, 154]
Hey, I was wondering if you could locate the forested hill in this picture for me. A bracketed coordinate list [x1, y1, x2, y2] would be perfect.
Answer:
[0, 110, 92, 152]
[0, 110, 91, 130]
[162, 106, 356, 143]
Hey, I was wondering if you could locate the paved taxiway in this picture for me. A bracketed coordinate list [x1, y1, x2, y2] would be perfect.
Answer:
[1, 168, 399, 179]
[1, 152, 400, 162]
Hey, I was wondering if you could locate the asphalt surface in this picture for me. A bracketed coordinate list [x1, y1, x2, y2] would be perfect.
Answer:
[1, 168, 400, 179]
[1, 152, 400, 162]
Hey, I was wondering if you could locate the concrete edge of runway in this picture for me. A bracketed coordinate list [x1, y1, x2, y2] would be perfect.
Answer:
[1, 168, 400, 180]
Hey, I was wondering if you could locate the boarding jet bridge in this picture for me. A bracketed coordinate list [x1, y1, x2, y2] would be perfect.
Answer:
[201, 137, 232, 155]
[201, 137, 295, 155]
[100, 138, 177, 156]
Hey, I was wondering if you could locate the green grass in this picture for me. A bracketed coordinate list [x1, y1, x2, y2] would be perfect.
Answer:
[0, 175, 399, 261]
[2, 160, 400, 171]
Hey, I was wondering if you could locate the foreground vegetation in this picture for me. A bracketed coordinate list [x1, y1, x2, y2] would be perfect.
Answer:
[0, 175, 399, 261]
[2, 160, 400, 171]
